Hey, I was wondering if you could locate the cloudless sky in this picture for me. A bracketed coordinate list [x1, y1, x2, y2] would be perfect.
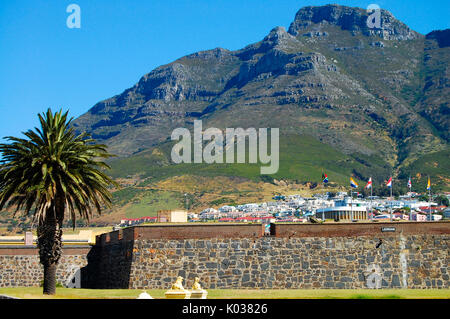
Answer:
[0, 0, 449, 141]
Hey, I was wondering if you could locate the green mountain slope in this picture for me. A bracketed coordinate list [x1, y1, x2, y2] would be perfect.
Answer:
[108, 134, 389, 188]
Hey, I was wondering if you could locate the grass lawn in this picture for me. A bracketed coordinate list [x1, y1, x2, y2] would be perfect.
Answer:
[0, 287, 449, 299]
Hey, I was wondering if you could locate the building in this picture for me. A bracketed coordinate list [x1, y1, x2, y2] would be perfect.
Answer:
[393, 212, 409, 220]
[218, 205, 237, 213]
[119, 216, 156, 227]
[316, 197, 368, 221]
[156, 210, 188, 223]
[373, 214, 391, 220]
[411, 213, 427, 221]
[444, 208, 450, 220]
[427, 214, 443, 221]
[405, 201, 436, 210]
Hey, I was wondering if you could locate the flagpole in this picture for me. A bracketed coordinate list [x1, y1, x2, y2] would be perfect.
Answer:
[409, 177, 412, 221]
[350, 187, 353, 221]
[322, 183, 325, 221]
[322, 172, 325, 221]
[370, 182, 373, 221]
[428, 177, 431, 222]
[390, 177, 393, 222]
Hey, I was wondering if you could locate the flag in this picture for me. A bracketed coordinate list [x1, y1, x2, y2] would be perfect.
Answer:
[322, 173, 329, 183]
[407, 177, 411, 189]
[350, 177, 358, 188]
[427, 177, 431, 191]
[365, 177, 372, 189]
[386, 177, 392, 188]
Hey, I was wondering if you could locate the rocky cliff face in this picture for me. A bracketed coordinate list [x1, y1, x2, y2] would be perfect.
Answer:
[426, 29, 450, 48]
[72, 4, 449, 180]
[288, 4, 420, 41]
[419, 29, 450, 141]
[73, 47, 241, 155]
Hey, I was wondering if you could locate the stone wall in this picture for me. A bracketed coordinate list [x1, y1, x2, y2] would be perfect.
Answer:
[81, 240, 134, 289]
[272, 221, 450, 237]
[0, 246, 90, 288]
[88, 222, 449, 289]
[1, 222, 449, 289]
[126, 235, 448, 289]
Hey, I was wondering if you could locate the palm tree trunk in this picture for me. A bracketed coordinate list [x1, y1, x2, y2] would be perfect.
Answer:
[43, 263, 57, 295]
[37, 206, 63, 295]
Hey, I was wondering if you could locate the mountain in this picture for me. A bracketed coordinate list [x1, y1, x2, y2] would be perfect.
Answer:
[72, 4, 449, 196]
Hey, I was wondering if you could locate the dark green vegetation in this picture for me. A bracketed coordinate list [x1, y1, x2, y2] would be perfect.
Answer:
[71, 5, 449, 196]
[108, 134, 391, 187]
[399, 149, 450, 190]
[0, 109, 116, 294]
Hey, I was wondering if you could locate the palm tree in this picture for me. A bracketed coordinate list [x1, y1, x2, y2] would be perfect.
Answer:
[0, 109, 117, 295]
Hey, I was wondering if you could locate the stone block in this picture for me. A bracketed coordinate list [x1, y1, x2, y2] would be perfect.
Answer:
[165, 290, 191, 299]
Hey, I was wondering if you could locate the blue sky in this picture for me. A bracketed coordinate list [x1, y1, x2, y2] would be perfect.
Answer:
[0, 0, 449, 141]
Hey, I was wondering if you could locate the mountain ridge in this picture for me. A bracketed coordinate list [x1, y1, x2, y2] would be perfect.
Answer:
[72, 4, 449, 190]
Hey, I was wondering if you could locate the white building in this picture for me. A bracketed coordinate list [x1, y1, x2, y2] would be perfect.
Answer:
[219, 205, 237, 213]
[316, 197, 369, 220]
[444, 208, 450, 219]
